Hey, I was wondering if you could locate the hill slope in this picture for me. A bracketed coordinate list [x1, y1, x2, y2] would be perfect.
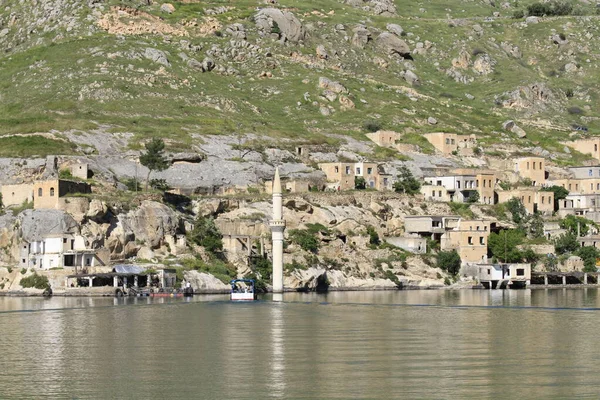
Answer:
[0, 0, 599, 164]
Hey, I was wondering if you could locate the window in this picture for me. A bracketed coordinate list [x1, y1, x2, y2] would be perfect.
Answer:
[451, 139, 455, 145]
[590, 169, 593, 177]
[479, 237, 485, 245]
[63, 238, 67, 244]
[592, 184, 594, 191]
[533, 163, 536, 170]
[432, 191, 436, 197]
[86, 258, 91, 267]
[50, 187, 55, 196]
[482, 180, 486, 188]
[596, 144, 598, 152]
[516, 268, 525, 276]
[383, 178, 388, 185]
[489, 179, 492, 187]
[38, 188, 42, 197]
[576, 184, 579, 190]
[468, 236, 473, 245]
[446, 138, 450, 145]
[436, 180, 442, 186]
[345, 166, 350, 174]
[457, 181, 461, 189]
[539, 162, 542, 169]
[527, 162, 530, 169]
[569, 184, 572, 190]
[367, 168, 373, 175]
[477, 226, 480, 231]
[438, 191, 442, 197]
[541, 196, 545, 204]
[335, 166, 339, 173]
[487, 269, 491, 275]
[21, 259, 25, 263]
[528, 196, 531, 203]
[356, 167, 361, 175]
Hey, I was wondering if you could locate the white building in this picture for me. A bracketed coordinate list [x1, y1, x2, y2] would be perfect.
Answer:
[19, 234, 102, 270]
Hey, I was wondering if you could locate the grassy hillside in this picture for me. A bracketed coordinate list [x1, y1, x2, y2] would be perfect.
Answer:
[0, 0, 599, 162]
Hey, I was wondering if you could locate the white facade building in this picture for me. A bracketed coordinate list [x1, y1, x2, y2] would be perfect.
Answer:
[19, 234, 100, 270]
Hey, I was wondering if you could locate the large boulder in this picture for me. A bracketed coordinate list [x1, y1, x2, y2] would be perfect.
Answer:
[184, 270, 230, 292]
[254, 8, 307, 42]
[144, 48, 170, 67]
[18, 209, 79, 242]
[351, 25, 371, 48]
[376, 32, 411, 58]
[116, 201, 181, 249]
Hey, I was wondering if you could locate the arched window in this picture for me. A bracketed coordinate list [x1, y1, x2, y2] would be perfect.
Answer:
[50, 187, 55, 197]
[38, 188, 42, 197]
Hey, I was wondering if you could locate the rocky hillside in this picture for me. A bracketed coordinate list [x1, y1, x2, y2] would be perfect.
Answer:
[0, 0, 599, 168]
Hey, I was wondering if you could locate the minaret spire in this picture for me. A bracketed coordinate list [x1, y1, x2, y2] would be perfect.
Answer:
[270, 167, 286, 294]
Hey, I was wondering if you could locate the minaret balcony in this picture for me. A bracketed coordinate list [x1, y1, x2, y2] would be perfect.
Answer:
[269, 220, 286, 228]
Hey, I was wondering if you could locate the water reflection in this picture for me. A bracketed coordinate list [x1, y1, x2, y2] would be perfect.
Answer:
[269, 303, 285, 398]
[1, 290, 600, 398]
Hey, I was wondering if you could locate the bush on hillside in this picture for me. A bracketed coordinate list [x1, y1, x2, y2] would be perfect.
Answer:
[20, 273, 50, 290]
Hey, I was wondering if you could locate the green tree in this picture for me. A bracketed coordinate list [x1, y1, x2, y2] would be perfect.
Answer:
[437, 250, 462, 276]
[506, 198, 527, 225]
[393, 165, 421, 195]
[560, 215, 594, 237]
[354, 176, 366, 190]
[540, 185, 569, 211]
[488, 229, 526, 263]
[466, 191, 480, 204]
[139, 138, 169, 191]
[554, 232, 580, 254]
[576, 246, 599, 272]
[528, 212, 545, 239]
[189, 215, 223, 254]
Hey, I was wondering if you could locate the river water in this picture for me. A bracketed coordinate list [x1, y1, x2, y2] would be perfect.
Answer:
[1, 289, 600, 399]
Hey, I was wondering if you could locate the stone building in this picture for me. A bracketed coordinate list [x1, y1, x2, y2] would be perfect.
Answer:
[440, 219, 491, 264]
[365, 130, 401, 147]
[563, 138, 600, 161]
[514, 157, 546, 186]
[496, 188, 554, 214]
[1, 183, 34, 207]
[33, 180, 92, 209]
[423, 168, 496, 204]
[423, 132, 477, 155]
[70, 163, 89, 180]
[318, 162, 355, 190]
[19, 234, 105, 270]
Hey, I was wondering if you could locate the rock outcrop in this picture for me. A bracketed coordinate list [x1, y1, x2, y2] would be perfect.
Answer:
[254, 8, 307, 42]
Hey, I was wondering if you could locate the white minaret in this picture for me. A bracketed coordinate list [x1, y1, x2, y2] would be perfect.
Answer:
[269, 168, 286, 293]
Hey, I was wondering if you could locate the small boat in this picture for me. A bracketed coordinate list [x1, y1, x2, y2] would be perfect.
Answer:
[230, 279, 257, 301]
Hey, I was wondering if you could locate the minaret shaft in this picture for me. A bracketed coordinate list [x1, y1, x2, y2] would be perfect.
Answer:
[270, 168, 285, 293]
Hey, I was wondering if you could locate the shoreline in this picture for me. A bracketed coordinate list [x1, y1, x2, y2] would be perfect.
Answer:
[3, 283, 600, 297]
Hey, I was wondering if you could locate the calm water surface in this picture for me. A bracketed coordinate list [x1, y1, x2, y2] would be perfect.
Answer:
[1, 289, 599, 399]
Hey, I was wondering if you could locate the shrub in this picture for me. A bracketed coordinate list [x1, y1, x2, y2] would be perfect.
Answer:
[150, 178, 170, 191]
[271, 21, 281, 35]
[123, 178, 142, 192]
[355, 176, 366, 190]
[59, 169, 74, 180]
[567, 106, 583, 115]
[384, 270, 402, 288]
[565, 88, 574, 98]
[20, 268, 27, 275]
[367, 226, 380, 247]
[363, 120, 382, 133]
[513, 9, 525, 18]
[20, 273, 50, 290]
[289, 229, 319, 253]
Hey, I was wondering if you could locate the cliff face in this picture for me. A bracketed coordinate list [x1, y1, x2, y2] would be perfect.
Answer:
[0, 190, 460, 292]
